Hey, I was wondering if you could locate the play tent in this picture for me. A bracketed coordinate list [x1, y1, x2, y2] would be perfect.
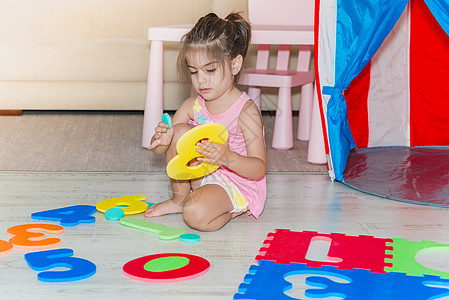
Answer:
[315, 0, 449, 205]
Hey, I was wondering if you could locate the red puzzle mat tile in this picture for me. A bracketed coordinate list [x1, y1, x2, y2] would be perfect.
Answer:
[255, 229, 393, 273]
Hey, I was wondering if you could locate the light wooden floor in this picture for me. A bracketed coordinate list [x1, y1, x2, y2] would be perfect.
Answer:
[2, 172, 449, 299]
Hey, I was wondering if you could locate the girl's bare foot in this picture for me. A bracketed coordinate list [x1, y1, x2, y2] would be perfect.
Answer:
[144, 199, 183, 217]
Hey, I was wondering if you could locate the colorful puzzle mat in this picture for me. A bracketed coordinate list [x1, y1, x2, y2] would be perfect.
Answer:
[343, 146, 449, 207]
[234, 229, 449, 299]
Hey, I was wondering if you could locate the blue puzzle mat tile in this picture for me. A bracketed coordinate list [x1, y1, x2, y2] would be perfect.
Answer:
[234, 261, 449, 300]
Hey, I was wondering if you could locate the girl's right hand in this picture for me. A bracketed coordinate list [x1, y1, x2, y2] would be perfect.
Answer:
[148, 122, 174, 150]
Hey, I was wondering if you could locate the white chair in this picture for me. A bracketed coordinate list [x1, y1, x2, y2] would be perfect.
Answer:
[239, 0, 315, 150]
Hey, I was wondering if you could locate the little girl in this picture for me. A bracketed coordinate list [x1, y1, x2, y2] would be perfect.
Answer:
[145, 12, 266, 232]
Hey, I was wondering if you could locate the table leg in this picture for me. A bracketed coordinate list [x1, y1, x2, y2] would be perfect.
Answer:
[142, 40, 164, 148]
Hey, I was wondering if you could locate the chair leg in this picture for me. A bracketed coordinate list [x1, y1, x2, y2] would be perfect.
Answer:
[307, 86, 327, 164]
[247, 86, 262, 110]
[297, 82, 313, 141]
[272, 87, 293, 150]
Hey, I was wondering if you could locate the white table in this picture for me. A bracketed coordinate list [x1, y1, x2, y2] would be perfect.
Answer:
[141, 24, 314, 148]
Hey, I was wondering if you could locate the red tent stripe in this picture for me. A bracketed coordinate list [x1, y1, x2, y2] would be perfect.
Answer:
[345, 62, 371, 149]
[410, 0, 449, 146]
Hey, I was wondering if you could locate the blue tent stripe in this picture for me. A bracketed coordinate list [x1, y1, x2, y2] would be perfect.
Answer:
[424, 0, 449, 36]
[326, 0, 409, 181]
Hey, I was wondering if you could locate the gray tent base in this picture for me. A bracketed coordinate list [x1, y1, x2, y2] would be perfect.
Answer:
[342, 146, 449, 207]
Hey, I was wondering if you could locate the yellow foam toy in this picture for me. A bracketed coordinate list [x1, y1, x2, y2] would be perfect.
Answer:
[96, 195, 148, 215]
[167, 123, 229, 180]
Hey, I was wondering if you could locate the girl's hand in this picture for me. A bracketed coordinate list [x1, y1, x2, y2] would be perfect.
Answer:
[196, 140, 233, 166]
[148, 122, 174, 150]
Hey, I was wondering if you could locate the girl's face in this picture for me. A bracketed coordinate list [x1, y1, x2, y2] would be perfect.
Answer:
[186, 51, 238, 102]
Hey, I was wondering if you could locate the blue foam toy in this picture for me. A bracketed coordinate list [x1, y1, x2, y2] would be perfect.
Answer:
[234, 261, 449, 300]
[105, 207, 125, 221]
[180, 233, 201, 243]
[161, 113, 172, 129]
[25, 248, 96, 282]
[31, 205, 96, 226]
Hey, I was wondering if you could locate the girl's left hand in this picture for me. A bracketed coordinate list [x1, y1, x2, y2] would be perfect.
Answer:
[196, 140, 233, 167]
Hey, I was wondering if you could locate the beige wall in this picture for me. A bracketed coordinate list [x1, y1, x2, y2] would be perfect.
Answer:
[0, 0, 245, 110]
[0, 0, 302, 111]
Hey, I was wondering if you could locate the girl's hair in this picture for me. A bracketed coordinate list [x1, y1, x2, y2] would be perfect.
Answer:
[177, 12, 251, 85]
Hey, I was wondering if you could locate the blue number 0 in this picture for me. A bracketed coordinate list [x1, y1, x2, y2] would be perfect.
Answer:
[25, 248, 96, 282]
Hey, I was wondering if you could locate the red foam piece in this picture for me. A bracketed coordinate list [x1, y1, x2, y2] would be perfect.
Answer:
[123, 253, 210, 282]
[255, 229, 393, 273]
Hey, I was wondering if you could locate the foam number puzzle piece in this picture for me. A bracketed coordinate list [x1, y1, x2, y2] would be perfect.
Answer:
[7, 224, 63, 250]
[105, 207, 125, 220]
[31, 205, 96, 226]
[180, 233, 201, 243]
[305, 268, 449, 299]
[234, 261, 449, 300]
[0, 240, 13, 256]
[235, 261, 351, 300]
[24, 248, 96, 282]
[120, 217, 186, 240]
[161, 113, 172, 129]
[123, 253, 210, 282]
[255, 229, 392, 273]
[385, 238, 449, 278]
[166, 123, 229, 180]
[96, 195, 148, 215]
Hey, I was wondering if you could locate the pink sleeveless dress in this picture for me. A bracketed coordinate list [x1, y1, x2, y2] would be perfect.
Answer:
[188, 92, 266, 218]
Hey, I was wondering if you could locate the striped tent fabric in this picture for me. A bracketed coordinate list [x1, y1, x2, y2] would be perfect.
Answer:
[315, 0, 449, 205]
[316, 0, 449, 181]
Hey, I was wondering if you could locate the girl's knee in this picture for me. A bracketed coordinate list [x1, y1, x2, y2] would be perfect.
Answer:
[183, 203, 202, 229]
[182, 200, 210, 231]
[182, 185, 232, 231]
